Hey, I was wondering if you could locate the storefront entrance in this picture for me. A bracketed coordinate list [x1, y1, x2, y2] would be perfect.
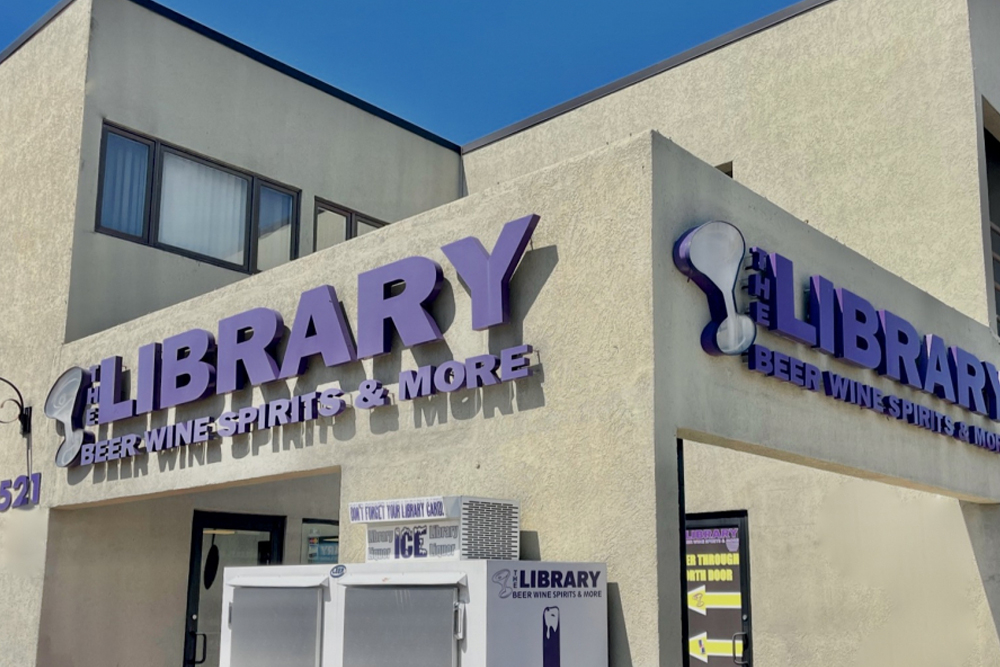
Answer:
[684, 512, 752, 666]
[679, 438, 994, 667]
[183, 511, 286, 667]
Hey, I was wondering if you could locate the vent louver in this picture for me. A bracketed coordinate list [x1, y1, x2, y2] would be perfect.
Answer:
[460, 498, 520, 560]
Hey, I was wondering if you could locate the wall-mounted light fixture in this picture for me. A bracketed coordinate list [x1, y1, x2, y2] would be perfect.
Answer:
[0, 377, 31, 436]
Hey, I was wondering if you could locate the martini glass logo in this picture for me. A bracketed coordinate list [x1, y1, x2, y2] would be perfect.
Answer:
[44, 367, 93, 467]
[673, 221, 756, 355]
[491, 568, 513, 598]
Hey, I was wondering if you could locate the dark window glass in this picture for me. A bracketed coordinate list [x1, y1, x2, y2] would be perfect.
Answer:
[99, 132, 150, 237]
[994, 287, 1000, 319]
[992, 228, 1000, 258]
[257, 186, 295, 271]
[986, 131, 1000, 224]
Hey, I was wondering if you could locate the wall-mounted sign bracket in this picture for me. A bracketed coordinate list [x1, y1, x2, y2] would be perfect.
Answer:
[0, 376, 30, 436]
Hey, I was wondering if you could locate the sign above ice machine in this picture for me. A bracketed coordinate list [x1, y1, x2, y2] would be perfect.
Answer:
[349, 496, 450, 523]
[350, 496, 521, 562]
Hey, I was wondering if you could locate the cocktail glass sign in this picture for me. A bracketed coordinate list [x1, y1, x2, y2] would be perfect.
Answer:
[675, 220, 1000, 453]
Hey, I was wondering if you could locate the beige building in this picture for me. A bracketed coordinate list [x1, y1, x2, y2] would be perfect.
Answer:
[3, 0, 1000, 665]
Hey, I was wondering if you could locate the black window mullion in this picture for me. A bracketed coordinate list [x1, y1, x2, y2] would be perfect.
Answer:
[95, 126, 156, 241]
[141, 138, 156, 244]
[248, 177, 260, 273]
[147, 139, 164, 246]
[291, 189, 301, 262]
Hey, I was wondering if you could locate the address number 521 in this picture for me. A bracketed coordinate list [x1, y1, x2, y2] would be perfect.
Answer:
[0, 473, 41, 511]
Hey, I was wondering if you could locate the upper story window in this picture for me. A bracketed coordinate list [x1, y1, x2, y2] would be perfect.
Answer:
[986, 128, 1000, 332]
[96, 124, 299, 273]
[314, 199, 385, 252]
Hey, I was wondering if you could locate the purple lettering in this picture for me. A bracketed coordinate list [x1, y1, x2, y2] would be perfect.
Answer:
[399, 366, 435, 400]
[877, 310, 921, 389]
[357, 257, 443, 358]
[160, 329, 216, 410]
[98, 356, 135, 424]
[949, 346, 987, 415]
[920, 335, 956, 402]
[768, 253, 817, 345]
[465, 354, 501, 388]
[136, 342, 161, 415]
[279, 285, 356, 378]
[441, 214, 539, 330]
[809, 276, 836, 354]
[217, 308, 284, 393]
[434, 361, 467, 393]
[835, 289, 881, 369]
[500, 345, 532, 381]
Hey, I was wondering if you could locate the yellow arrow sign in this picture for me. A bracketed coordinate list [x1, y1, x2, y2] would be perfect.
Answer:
[687, 585, 741, 615]
[689, 633, 743, 663]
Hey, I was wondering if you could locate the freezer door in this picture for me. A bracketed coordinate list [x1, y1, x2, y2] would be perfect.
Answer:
[342, 586, 458, 667]
[229, 586, 323, 667]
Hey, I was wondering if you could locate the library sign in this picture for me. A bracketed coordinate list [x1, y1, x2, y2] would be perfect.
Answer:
[675, 220, 1000, 453]
[44, 215, 541, 469]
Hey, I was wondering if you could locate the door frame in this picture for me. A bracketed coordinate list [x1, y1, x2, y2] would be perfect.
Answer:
[182, 510, 287, 666]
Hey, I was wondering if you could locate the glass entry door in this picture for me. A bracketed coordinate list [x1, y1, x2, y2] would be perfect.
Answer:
[183, 511, 286, 666]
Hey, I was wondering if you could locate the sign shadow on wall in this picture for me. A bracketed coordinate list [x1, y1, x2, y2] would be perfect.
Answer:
[64, 222, 556, 486]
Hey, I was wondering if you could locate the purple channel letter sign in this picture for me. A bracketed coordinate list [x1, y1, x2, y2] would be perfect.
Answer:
[49, 215, 542, 467]
[675, 219, 1000, 440]
[442, 214, 540, 330]
[357, 256, 444, 358]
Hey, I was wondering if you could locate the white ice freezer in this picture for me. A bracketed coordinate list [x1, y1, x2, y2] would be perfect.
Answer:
[219, 559, 608, 667]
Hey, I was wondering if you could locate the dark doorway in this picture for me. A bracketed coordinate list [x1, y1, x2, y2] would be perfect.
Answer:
[183, 510, 286, 666]
[684, 511, 753, 667]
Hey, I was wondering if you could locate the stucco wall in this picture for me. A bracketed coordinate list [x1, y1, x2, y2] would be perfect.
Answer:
[685, 441, 1000, 667]
[651, 131, 1000, 501]
[22, 124, 1000, 666]
[966, 0, 1000, 330]
[36, 473, 340, 667]
[465, 0, 986, 324]
[64, 0, 463, 341]
[0, 2, 92, 666]
[40, 133, 663, 664]
[650, 131, 1000, 664]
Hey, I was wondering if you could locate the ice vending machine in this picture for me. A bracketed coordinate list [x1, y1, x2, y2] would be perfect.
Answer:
[219, 559, 608, 667]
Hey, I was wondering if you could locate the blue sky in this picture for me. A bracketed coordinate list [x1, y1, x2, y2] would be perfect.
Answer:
[1, 0, 801, 144]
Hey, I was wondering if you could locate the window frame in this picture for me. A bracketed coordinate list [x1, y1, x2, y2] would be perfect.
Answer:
[986, 125, 1000, 333]
[94, 125, 156, 243]
[991, 222, 1000, 333]
[96, 122, 300, 274]
[253, 180, 301, 272]
[313, 198, 385, 253]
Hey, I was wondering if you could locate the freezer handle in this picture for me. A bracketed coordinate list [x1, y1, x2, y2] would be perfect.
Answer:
[454, 602, 465, 641]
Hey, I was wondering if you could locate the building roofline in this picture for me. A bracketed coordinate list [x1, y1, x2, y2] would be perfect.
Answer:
[461, 0, 838, 154]
[0, 0, 460, 153]
[0, 0, 77, 66]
